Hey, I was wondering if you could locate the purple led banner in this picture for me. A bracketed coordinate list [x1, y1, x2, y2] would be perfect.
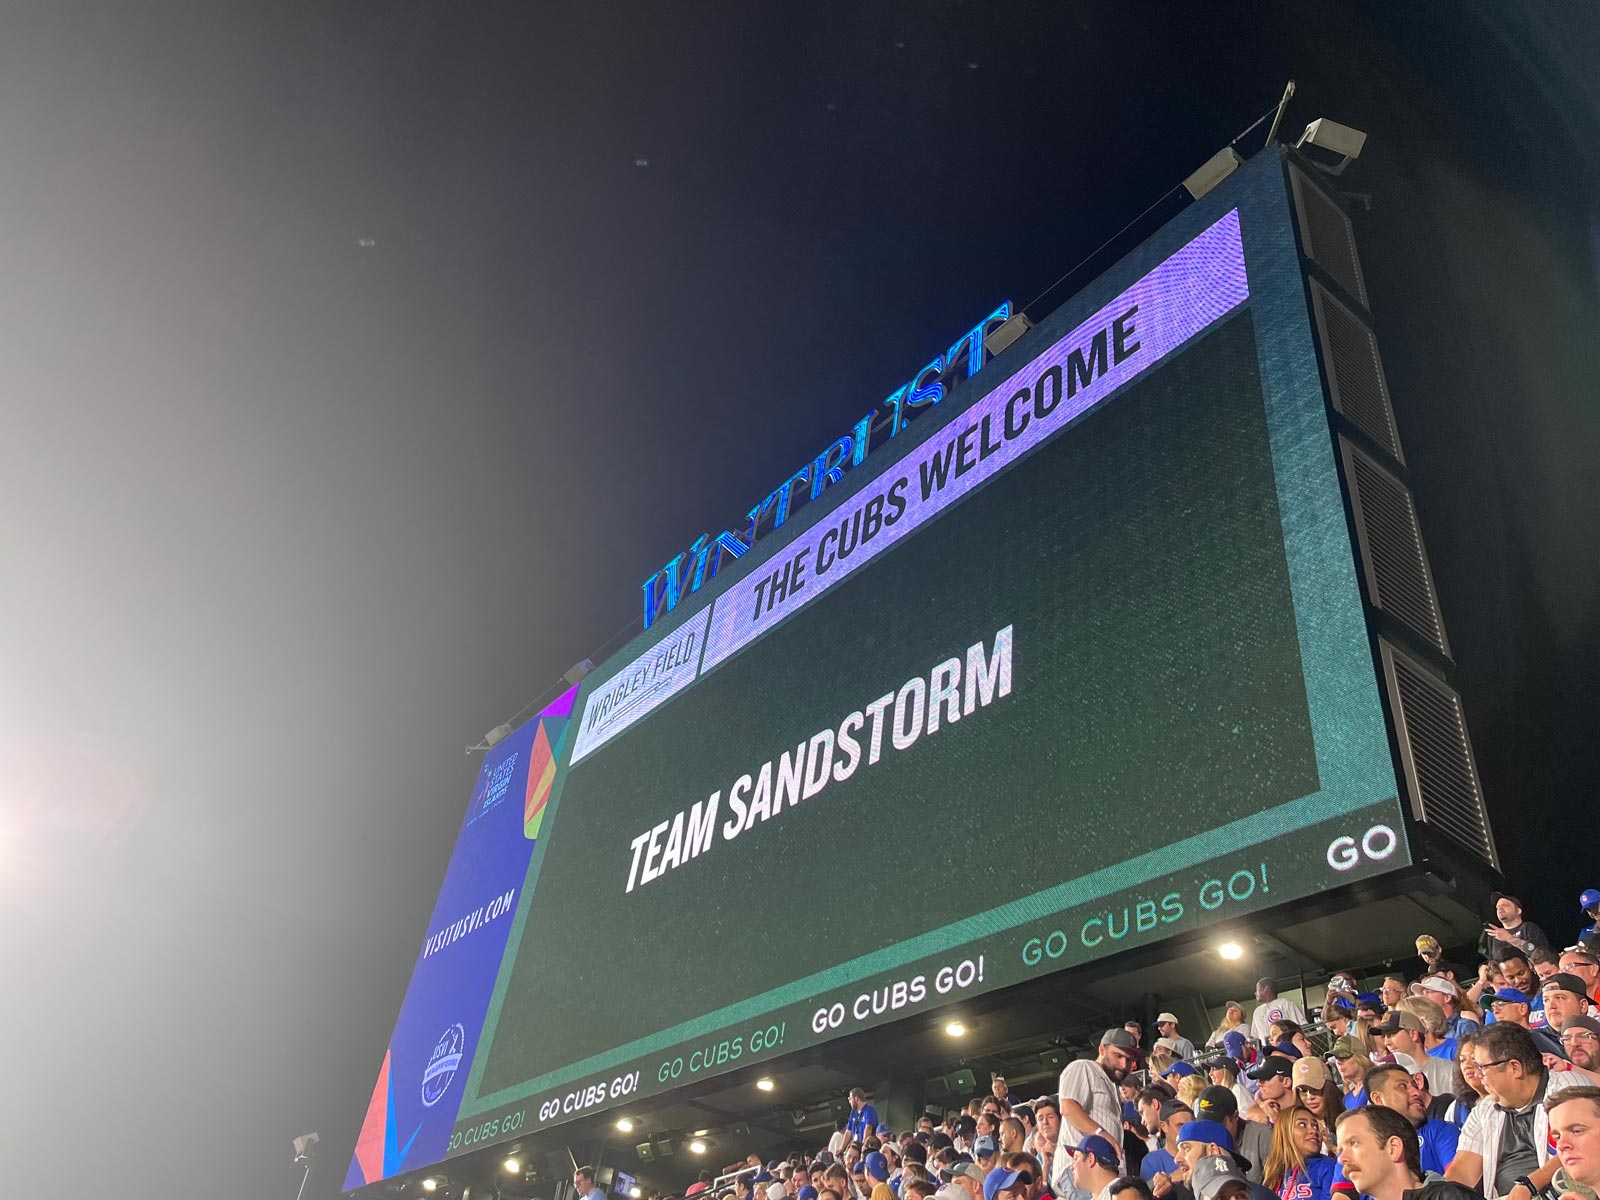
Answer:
[701, 209, 1249, 673]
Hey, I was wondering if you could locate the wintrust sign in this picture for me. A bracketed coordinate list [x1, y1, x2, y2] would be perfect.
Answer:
[639, 302, 1014, 629]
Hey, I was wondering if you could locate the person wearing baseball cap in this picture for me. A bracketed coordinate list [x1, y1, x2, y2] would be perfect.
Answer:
[973, 1137, 999, 1172]
[1488, 986, 1534, 1029]
[1246, 1055, 1296, 1116]
[1328, 1035, 1373, 1108]
[981, 1166, 1031, 1200]
[1196, 1085, 1273, 1183]
[1190, 1154, 1257, 1200]
[1482, 893, 1552, 963]
[1201, 1055, 1255, 1121]
[1156, 1013, 1197, 1061]
[1372, 1009, 1456, 1099]
[1062, 1136, 1119, 1200]
[1048, 1030, 1133, 1197]
[1562, 1015, 1600, 1078]
[1175, 1121, 1264, 1189]
[864, 1155, 895, 1200]
[1291, 1057, 1342, 1145]
[1579, 889, 1600, 942]
[1412, 975, 1479, 1041]
[1540, 975, 1595, 1061]
[1140, 1099, 1192, 1184]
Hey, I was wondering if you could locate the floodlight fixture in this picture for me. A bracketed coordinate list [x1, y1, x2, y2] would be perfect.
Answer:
[984, 312, 1033, 358]
[483, 722, 516, 748]
[1295, 118, 1367, 175]
[565, 658, 596, 686]
[1183, 147, 1245, 200]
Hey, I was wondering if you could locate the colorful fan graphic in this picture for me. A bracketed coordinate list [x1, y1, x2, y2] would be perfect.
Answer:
[523, 718, 560, 840]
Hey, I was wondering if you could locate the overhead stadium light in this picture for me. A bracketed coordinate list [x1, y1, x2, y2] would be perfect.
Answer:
[504, 1158, 522, 1174]
[483, 723, 516, 748]
[1183, 146, 1245, 199]
[944, 1020, 968, 1038]
[422, 1181, 440, 1193]
[1218, 941, 1245, 960]
[617, 1118, 636, 1133]
[756, 1078, 776, 1092]
[1296, 118, 1367, 175]
[688, 1139, 708, 1155]
[984, 312, 1033, 358]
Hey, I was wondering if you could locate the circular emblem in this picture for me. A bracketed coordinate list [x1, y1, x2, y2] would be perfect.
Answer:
[421, 1022, 467, 1107]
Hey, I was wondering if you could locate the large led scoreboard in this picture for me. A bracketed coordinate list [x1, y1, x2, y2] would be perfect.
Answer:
[345, 149, 1493, 1191]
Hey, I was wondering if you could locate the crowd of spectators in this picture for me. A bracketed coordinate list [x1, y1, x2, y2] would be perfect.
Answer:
[673, 890, 1600, 1200]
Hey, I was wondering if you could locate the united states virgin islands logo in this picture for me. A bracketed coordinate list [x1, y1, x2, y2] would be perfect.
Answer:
[421, 1022, 466, 1107]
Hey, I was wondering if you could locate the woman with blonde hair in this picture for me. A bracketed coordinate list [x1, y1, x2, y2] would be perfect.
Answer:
[1262, 1104, 1338, 1200]
[1208, 1001, 1246, 1048]
[1176, 1073, 1207, 1109]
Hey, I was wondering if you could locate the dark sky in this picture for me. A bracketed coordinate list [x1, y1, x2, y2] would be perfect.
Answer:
[3, 4, 1597, 1199]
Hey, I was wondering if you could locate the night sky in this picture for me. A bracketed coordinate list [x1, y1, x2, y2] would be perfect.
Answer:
[3, 4, 1597, 1200]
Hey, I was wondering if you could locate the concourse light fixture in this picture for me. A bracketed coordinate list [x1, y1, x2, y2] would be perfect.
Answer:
[1183, 146, 1245, 200]
[617, 1118, 636, 1133]
[756, 1078, 775, 1092]
[1218, 941, 1244, 961]
[632, 1190, 643, 1198]
[688, 1139, 708, 1155]
[944, 1020, 968, 1038]
[422, 1181, 440, 1193]
[504, 1158, 522, 1174]
[483, 723, 516, 748]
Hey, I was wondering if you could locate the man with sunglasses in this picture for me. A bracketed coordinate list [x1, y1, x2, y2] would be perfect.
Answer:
[1445, 1022, 1584, 1199]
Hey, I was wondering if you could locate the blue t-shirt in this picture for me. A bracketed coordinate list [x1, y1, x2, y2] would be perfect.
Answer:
[1427, 1037, 1459, 1061]
[1344, 1088, 1366, 1109]
[1416, 1117, 1460, 1175]
[1141, 1149, 1178, 1181]
[1444, 1014, 1479, 1041]
[846, 1104, 880, 1142]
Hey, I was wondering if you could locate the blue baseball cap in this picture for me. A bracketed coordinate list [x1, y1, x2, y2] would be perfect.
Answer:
[1271, 1040, 1303, 1059]
[1221, 1031, 1247, 1057]
[982, 1169, 1028, 1200]
[1177, 1121, 1236, 1152]
[754, 1174, 774, 1185]
[797, 1189, 818, 1200]
[1068, 1136, 1120, 1168]
[866, 1154, 890, 1183]
[877, 1124, 893, 1136]
[1164, 1061, 1198, 1078]
[973, 1136, 997, 1157]
[1582, 888, 1600, 912]
[1491, 987, 1532, 1006]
